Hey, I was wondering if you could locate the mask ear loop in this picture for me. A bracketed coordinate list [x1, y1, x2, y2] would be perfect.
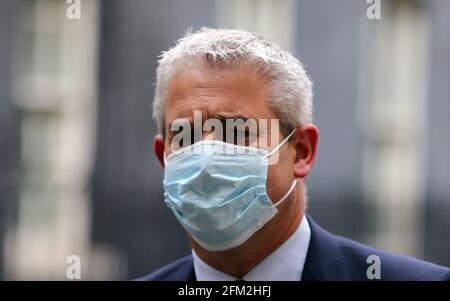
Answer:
[274, 179, 298, 208]
[265, 129, 298, 207]
[264, 129, 296, 158]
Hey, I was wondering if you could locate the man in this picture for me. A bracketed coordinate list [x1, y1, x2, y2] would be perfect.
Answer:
[139, 28, 450, 281]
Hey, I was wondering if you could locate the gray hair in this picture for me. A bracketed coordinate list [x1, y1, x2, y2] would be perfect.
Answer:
[152, 27, 314, 136]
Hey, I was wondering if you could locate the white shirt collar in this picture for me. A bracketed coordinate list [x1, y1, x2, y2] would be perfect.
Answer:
[192, 215, 311, 281]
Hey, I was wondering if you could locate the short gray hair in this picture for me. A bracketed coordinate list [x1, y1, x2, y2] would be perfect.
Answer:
[153, 27, 313, 136]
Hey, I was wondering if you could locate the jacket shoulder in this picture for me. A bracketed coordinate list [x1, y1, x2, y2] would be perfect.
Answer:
[135, 255, 194, 281]
[334, 234, 450, 281]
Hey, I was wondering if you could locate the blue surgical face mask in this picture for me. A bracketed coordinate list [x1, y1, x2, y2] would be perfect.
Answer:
[163, 130, 297, 251]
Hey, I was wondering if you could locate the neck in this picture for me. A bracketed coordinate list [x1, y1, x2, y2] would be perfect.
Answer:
[191, 184, 305, 278]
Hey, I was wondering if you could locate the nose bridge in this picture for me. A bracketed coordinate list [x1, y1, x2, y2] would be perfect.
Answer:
[191, 105, 209, 142]
[203, 98, 227, 141]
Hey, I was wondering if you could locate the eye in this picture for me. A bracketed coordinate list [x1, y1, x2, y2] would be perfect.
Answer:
[227, 128, 255, 146]
[168, 125, 195, 150]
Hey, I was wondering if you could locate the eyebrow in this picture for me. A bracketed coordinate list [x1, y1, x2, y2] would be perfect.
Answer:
[168, 113, 253, 127]
[208, 113, 253, 122]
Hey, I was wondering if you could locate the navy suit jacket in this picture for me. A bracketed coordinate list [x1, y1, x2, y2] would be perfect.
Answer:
[138, 215, 450, 281]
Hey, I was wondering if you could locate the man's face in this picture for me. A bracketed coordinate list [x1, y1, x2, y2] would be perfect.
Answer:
[163, 67, 297, 205]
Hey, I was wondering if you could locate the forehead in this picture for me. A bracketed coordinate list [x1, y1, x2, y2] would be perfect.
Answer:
[165, 68, 277, 123]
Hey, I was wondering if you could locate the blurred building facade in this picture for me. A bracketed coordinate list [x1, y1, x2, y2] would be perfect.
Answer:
[0, 0, 449, 280]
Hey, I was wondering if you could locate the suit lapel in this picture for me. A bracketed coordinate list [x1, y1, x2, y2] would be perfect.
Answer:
[302, 215, 352, 281]
[172, 257, 196, 281]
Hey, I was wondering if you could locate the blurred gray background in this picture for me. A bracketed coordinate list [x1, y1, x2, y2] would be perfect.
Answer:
[0, 0, 449, 280]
